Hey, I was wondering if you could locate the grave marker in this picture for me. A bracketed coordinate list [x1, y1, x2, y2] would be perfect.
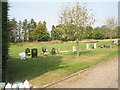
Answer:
[19, 52, 26, 60]
[72, 46, 77, 52]
[51, 48, 56, 55]
[23, 80, 30, 90]
[31, 48, 37, 58]
[86, 43, 90, 50]
[42, 46, 46, 53]
[94, 43, 96, 49]
[5, 82, 12, 90]
[12, 84, 18, 90]
[25, 48, 30, 56]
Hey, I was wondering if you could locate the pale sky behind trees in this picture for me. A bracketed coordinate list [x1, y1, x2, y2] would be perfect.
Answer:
[8, 0, 118, 31]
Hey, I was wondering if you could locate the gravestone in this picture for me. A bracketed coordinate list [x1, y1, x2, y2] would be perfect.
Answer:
[5, 82, 12, 90]
[94, 43, 96, 49]
[16, 82, 24, 90]
[114, 40, 118, 45]
[42, 46, 46, 53]
[25, 48, 30, 56]
[23, 80, 30, 90]
[56, 49, 60, 53]
[72, 46, 77, 52]
[86, 43, 89, 50]
[19, 52, 26, 60]
[31, 48, 37, 58]
[12, 84, 18, 90]
[103, 45, 106, 47]
[51, 48, 56, 55]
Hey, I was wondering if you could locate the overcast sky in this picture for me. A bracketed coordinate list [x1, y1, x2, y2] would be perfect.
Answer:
[8, 0, 118, 31]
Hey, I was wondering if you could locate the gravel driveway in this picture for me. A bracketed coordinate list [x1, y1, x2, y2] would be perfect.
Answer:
[47, 56, 118, 88]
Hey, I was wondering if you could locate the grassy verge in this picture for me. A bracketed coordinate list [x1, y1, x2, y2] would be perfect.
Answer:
[7, 41, 118, 87]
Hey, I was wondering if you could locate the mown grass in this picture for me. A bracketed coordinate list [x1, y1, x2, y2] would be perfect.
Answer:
[8, 41, 118, 87]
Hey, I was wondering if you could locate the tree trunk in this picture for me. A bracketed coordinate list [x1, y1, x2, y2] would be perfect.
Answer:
[76, 38, 79, 56]
[110, 29, 112, 48]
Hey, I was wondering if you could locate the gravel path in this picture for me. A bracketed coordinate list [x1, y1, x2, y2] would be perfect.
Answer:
[48, 56, 118, 88]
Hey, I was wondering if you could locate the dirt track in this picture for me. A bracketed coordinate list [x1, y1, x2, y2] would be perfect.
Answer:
[48, 56, 118, 88]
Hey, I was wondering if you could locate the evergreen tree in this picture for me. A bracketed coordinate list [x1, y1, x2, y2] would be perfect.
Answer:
[17, 20, 22, 42]
[32, 21, 50, 41]
[29, 19, 37, 42]
[22, 19, 28, 42]
[2, 1, 10, 82]
[9, 18, 17, 42]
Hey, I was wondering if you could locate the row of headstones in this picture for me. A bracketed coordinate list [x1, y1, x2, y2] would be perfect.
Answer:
[19, 48, 38, 60]
[72, 43, 97, 52]
[86, 43, 97, 50]
[19, 47, 57, 60]
[112, 40, 118, 45]
[1, 80, 31, 90]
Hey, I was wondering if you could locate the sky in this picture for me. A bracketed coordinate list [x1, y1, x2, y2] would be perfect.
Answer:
[8, 0, 118, 31]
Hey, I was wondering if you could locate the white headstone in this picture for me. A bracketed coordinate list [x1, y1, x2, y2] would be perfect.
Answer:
[18, 83, 24, 90]
[12, 84, 18, 90]
[86, 43, 89, 50]
[23, 80, 30, 90]
[5, 82, 12, 90]
[94, 43, 96, 49]
[72, 46, 77, 52]
[19, 52, 26, 60]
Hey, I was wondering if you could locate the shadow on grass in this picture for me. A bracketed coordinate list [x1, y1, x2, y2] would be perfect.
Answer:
[7, 55, 64, 82]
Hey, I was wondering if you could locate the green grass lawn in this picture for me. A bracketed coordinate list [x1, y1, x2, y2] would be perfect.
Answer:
[8, 41, 118, 87]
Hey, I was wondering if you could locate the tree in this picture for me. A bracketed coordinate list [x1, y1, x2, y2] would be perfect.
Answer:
[93, 27, 104, 39]
[2, 1, 10, 82]
[85, 26, 93, 39]
[32, 21, 50, 41]
[51, 25, 56, 40]
[51, 24, 67, 41]
[59, 1, 95, 56]
[22, 19, 28, 42]
[9, 18, 17, 42]
[106, 18, 117, 48]
[17, 20, 22, 42]
[29, 19, 37, 42]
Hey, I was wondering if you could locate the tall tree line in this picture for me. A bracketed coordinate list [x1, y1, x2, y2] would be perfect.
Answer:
[9, 18, 118, 43]
[9, 18, 50, 42]
[51, 24, 118, 41]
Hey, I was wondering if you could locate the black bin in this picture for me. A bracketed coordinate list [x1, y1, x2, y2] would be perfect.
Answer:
[31, 48, 37, 58]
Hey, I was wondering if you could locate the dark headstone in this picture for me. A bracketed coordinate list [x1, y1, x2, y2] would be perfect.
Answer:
[31, 48, 37, 58]
[103, 45, 106, 48]
[42, 46, 46, 53]
[51, 48, 56, 55]
[92, 47, 94, 49]
[25, 48, 30, 56]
